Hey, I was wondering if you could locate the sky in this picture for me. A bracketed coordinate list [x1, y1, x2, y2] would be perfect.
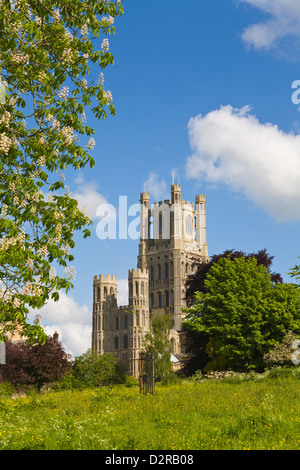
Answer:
[30, 0, 300, 359]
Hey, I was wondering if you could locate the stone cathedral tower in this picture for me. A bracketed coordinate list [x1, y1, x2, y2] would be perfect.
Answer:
[92, 183, 208, 377]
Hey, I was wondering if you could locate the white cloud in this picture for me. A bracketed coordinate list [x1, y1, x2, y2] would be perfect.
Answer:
[239, 0, 300, 50]
[185, 105, 300, 222]
[143, 173, 168, 201]
[73, 178, 109, 220]
[28, 278, 130, 358]
[45, 322, 91, 360]
[29, 292, 91, 359]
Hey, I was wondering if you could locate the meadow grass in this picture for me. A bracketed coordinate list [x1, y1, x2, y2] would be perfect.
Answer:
[0, 373, 299, 450]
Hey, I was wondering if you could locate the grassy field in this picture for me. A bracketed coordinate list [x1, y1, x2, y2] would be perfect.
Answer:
[0, 372, 299, 450]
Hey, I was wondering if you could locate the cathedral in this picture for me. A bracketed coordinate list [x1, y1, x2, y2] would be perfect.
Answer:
[92, 183, 209, 377]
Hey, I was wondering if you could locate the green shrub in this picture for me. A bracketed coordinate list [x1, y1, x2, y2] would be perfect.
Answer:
[123, 375, 139, 387]
[72, 350, 126, 388]
[0, 381, 15, 396]
[265, 366, 298, 380]
[159, 372, 180, 386]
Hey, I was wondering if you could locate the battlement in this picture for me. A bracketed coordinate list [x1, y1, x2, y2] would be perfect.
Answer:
[128, 267, 148, 278]
[195, 194, 206, 204]
[140, 192, 150, 200]
[181, 199, 194, 208]
[93, 274, 118, 283]
[152, 200, 171, 207]
[152, 199, 194, 209]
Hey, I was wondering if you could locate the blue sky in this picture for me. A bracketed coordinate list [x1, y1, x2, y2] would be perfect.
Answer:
[34, 0, 300, 358]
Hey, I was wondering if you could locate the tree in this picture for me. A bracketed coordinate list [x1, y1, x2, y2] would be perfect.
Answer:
[143, 312, 173, 380]
[0, 0, 124, 344]
[183, 249, 283, 375]
[183, 256, 300, 372]
[2, 333, 71, 390]
[72, 349, 126, 387]
[288, 258, 300, 286]
[185, 249, 282, 306]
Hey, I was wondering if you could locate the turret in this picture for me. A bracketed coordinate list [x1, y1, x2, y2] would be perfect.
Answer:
[195, 194, 208, 257]
[171, 183, 181, 204]
[128, 268, 148, 308]
[139, 192, 150, 241]
[93, 274, 118, 306]
[92, 274, 118, 352]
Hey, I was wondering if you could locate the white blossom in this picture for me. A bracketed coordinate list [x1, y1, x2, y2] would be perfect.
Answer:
[105, 90, 113, 102]
[87, 137, 96, 150]
[13, 297, 21, 308]
[52, 119, 60, 130]
[58, 86, 69, 100]
[65, 29, 73, 41]
[0, 133, 11, 154]
[38, 155, 46, 166]
[62, 48, 73, 64]
[60, 126, 74, 146]
[0, 111, 11, 125]
[52, 9, 60, 23]
[38, 245, 48, 258]
[63, 266, 76, 280]
[98, 72, 104, 86]
[101, 38, 109, 52]
[22, 282, 32, 295]
[81, 24, 89, 37]
[11, 51, 29, 64]
[49, 267, 56, 279]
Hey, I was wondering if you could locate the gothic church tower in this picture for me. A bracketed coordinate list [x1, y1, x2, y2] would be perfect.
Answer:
[92, 184, 208, 376]
[137, 183, 208, 357]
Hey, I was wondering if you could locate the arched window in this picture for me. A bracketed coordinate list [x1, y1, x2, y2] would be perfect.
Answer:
[158, 264, 161, 280]
[150, 266, 154, 281]
[124, 335, 128, 349]
[186, 215, 193, 234]
[141, 282, 144, 295]
[151, 293, 154, 308]
[165, 290, 169, 307]
[170, 211, 174, 237]
[104, 286, 107, 299]
[125, 316, 129, 329]
[158, 292, 162, 308]
[165, 263, 169, 279]
[159, 212, 163, 234]
[115, 317, 119, 329]
[97, 286, 100, 301]
[114, 337, 119, 350]
[136, 281, 139, 297]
